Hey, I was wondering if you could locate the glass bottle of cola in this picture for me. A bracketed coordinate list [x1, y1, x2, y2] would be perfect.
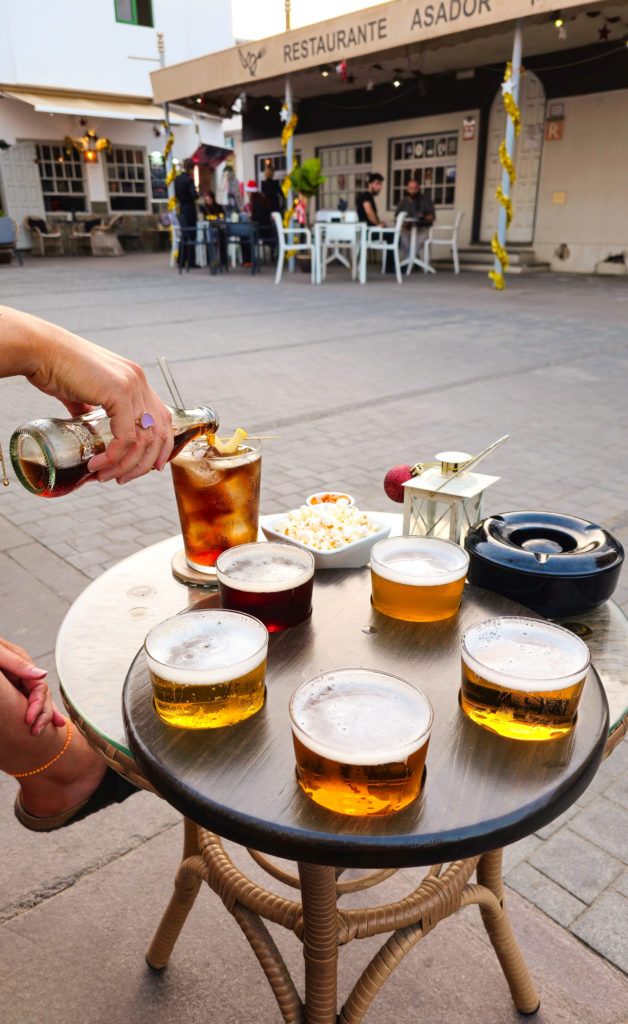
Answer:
[9, 404, 219, 497]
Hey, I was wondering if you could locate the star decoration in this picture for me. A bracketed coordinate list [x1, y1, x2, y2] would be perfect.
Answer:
[599, 23, 610, 40]
[279, 104, 290, 123]
[501, 78, 514, 97]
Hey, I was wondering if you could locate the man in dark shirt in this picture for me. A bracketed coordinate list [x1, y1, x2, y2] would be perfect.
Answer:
[174, 158, 198, 269]
[356, 172, 385, 227]
[395, 178, 435, 260]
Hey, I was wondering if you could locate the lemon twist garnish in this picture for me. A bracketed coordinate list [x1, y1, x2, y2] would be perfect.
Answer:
[213, 428, 248, 455]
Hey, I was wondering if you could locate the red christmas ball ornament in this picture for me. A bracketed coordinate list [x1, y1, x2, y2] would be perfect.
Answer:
[384, 464, 413, 503]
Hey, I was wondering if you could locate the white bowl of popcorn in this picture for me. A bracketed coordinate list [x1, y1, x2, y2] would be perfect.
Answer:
[260, 505, 391, 569]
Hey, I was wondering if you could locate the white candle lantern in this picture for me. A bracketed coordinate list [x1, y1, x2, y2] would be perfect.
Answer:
[402, 450, 499, 547]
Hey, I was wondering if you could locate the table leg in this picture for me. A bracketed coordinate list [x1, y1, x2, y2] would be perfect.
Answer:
[476, 848, 540, 1014]
[298, 862, 339, 1024]
[145, 817, 203, 970]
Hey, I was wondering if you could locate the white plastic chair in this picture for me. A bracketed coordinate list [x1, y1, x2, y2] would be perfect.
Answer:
[423, 211, 464, 274]
[271, 211, 316, 285]
[365, 212, 407, 284]
[320, 221, 360, 281]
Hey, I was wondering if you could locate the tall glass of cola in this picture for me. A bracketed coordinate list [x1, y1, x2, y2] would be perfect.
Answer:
[170, 436, 261, 572]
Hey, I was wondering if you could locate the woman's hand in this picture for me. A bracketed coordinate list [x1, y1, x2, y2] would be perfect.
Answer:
[0, 305, 174, 484]
[0, 637, 65, 735]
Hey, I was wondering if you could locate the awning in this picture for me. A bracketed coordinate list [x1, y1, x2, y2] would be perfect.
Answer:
[150, 0, 607, 107]
[191, 143, 233, 167]
[1, 89, 193, 124]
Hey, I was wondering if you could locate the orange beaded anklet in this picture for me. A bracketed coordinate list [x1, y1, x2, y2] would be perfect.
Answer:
[9, 721, 72, 778]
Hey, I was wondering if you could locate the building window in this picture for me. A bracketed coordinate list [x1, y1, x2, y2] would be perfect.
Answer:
[106, 147, 148, 211]
[389, 132, 458, 209]
[114, 0, 153, 27]
[254, 150, 301, 189]
[36, 142, 86, 213]
[316, 143, 372, 212]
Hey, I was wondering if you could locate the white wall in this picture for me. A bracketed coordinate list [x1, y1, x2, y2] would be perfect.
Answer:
[242, 110, 479, 247]
[535, 89, 628, 274]
[0, 0, 233, 97]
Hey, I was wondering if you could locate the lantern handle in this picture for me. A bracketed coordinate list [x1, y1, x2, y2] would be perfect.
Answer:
[428, 434, 509, 494]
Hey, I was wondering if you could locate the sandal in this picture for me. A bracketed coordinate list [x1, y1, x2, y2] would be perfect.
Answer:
[14, 767, 139, 832]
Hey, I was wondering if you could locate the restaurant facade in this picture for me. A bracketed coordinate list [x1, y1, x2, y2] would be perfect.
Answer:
[0, 0, 233, 247]
[151, 0, 628, 275]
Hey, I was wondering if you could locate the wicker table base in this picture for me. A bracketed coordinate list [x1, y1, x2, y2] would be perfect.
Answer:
[145, 818, 539, 1024]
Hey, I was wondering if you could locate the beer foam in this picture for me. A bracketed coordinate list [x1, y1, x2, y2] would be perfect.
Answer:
[216, 542, 313, 592]
[371, 537, 469, 586]
[462, 617, 590, 692]
[145, 610, 268, 685]
[290, 669, 433, 765]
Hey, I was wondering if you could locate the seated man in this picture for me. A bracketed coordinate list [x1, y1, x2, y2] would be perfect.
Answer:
[356, 172, 385, 227]
[395, 178, 435, 261]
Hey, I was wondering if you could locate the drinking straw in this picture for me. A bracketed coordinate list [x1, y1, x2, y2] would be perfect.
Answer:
[157, 356, 185, 408]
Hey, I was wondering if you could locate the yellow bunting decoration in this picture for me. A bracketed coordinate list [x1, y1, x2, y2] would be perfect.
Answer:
[281, 157, 298, 199]
[280, 104, 299, 200]
[489, 61, 523, 291]
[498, 141, 517, 188]
[495, 185, 513, 231]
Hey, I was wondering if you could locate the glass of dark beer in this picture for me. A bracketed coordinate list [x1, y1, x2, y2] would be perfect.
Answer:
[461, 616, 591, 740]
[289, 668, 433, 816]
[216, 542, 314, 631]
[144, 609, 269, 729]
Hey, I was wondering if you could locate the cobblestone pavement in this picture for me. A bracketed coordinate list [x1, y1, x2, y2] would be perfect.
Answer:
[0, 254, 626, 1020]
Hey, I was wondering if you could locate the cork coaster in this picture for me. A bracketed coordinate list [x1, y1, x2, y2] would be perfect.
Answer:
[171, 548, 218, 589]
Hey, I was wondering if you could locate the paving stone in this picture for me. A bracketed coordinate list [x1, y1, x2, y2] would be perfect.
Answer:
[613, 869, 628, 899]
[605, 774, 628, 811]
[570, 890, 628, 974]
[502, 833, 543, 874]
[568, 796, 628, 863]
[506, 861, 587, 927]
[529, 828, 624, 904]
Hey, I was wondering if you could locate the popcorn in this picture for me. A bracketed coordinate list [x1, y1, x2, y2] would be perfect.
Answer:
[273, 505, 380, 551]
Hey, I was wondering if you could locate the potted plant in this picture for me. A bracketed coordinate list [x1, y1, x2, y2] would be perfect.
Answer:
[288, 158, 325, 272]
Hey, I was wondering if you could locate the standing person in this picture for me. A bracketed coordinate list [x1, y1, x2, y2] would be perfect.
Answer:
[356, 172, 385, 227]
[0, 304, 174, 831]
[261, 164, 284, 215]
[174, 158, 198, 269]
[395, 176, 436, 260]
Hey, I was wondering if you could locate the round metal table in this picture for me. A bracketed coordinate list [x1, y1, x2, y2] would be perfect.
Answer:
[56, 526, 624, 1024]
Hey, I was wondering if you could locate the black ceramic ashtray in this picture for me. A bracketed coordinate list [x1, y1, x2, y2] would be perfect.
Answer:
[465, 511, 624, 617]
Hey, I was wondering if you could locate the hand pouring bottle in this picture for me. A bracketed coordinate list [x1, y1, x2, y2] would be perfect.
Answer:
[9, 405, 219, 497]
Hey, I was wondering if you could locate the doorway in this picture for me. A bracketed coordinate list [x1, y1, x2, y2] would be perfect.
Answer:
[480, 71, 546, 244]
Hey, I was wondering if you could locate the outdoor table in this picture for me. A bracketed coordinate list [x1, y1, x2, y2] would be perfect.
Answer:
[313, 221, 367, 285]
[56, 525, 626, 1024]
[400, 219, 436, 276]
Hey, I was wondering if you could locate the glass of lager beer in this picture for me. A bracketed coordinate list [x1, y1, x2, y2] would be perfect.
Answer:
[144, 610, 269, 729]
[216, 542, 315, 632]
[289, 668, 433, 816]
[460, 616, 591, 741]
[370, 536, 469, 622]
